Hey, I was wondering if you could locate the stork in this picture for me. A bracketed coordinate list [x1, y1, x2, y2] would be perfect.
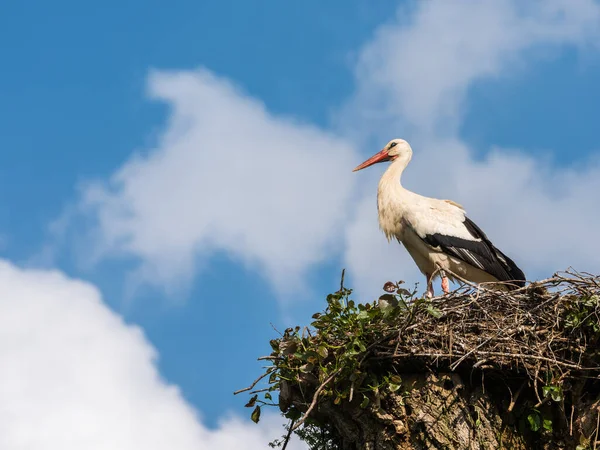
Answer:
[353, 138, 526, 297]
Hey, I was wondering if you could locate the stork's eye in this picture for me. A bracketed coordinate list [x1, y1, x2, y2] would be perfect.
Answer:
[389, 142, 398, 148]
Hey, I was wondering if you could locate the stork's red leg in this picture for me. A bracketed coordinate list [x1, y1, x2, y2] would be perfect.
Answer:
[425, 274, 434, 298]
[441, 276, 450, 294]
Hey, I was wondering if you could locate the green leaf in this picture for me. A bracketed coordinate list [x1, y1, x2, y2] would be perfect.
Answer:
[251, 405, 261, 423]
[357, 310, 370, 320]
[551, 388, 563, 402]
[268, 372, 277, 384]
[245, 394, 258, 408]
[527, 412, 541, 432]
[317, 346, 328, 358]
[299, 363, 314, 373]
[389, 375, 402, 385]
[543, 385, 563, 402]
[426, 305, 442, 318]
[353, 340, 366, 353]
[389, 383, 401, 392]
[264, 392, 272, 401]
[543, 418, 553, 431]
[383, 281, 397, 292]
[542, 386, 550, 397]
[360, 396, 370, 408]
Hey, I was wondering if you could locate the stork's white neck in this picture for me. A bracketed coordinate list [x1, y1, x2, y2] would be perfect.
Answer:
[381, 151, 412, 188]
[376, 151, 413, 241]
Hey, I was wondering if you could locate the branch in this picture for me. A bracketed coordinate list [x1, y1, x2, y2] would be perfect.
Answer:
[291, 369, 341, 432]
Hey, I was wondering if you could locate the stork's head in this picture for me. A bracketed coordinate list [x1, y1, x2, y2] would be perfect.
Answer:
[352, 139, 412, 172]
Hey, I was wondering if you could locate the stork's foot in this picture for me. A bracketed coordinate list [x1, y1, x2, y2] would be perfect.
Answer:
[441, 276, 450, 295]
[425, 276, 434, 298]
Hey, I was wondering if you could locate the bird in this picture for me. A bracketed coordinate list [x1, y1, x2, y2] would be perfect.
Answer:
[353, 138, 526, 298]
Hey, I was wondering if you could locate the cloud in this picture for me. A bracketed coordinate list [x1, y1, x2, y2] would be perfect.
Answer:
[347, 0, 600, 136]
[76, 69, 358, 298]
[0, 260, 305, 450]
[58, 0, 600, 302]
[342, 0, 600, 298]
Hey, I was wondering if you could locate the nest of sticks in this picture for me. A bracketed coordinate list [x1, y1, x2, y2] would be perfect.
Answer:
[374, 270, 600, 378]
[240, 270, 600, 448]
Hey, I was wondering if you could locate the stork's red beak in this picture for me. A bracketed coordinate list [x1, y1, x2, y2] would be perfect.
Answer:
[352, 148, 390, 172]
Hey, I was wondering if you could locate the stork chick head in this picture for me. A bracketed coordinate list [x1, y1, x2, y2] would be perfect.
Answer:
[352, 138, 412, 172]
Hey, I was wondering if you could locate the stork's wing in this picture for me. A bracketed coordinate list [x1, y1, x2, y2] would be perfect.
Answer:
[407, 205, 525, 287]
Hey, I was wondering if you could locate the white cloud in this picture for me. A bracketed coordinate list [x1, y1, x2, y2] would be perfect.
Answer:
[343, 0, 600, 298]
[77, 69, 358, 297]
[58, 0, 600, 301]
[0, 260, 305, 450]
[348, 0, 600, 135]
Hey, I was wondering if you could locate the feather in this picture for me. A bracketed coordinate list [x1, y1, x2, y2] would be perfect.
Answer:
[422, 216, 526, 288]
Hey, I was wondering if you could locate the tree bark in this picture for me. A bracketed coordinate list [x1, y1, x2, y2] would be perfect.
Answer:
[282, 371, 600, 449]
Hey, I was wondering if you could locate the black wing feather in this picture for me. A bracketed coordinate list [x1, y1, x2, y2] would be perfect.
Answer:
[422, 216, 526, 288]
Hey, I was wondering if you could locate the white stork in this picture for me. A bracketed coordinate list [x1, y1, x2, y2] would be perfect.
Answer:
[353, 138, 526, 297]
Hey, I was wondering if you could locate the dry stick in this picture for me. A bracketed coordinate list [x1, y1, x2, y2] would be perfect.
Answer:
[595, 409, 600, 450]
[449, 332, 500, 371]
[383, 351, 591, 371]
[570, 404, 575, 437]
[233, 372, 270, 395]
[507, 380, 528, 413]
[281, 418, 297, 450]
[291, 369, 341, 432]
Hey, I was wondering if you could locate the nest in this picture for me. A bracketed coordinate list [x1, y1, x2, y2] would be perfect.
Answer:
[374, 270, 600, 378]
[239, 270, 600, 448]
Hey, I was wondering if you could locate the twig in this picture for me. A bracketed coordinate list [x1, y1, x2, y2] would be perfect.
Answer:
[281, 418, 296, 450]
[508, 380, 528, 413]
[570, 404, 574, 436]
[595, 408, 600, 450]
[291, 369, 341, 432]
[233, 372, 269, 395]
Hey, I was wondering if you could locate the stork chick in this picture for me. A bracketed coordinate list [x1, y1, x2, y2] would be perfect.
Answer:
[353, 139, 526, 297]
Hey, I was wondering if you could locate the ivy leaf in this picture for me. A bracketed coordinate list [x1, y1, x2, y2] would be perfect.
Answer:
[269, 372, 277, 384]
[353, 339, 367, 353]
[390, 375, 402, 385]
[299, 362, 314, 373]
[527, 412, 541, 432]
[269, 339, 279, 352]
[251, 405, 261, 423]
[317, 346, 328, 359]
[360, 396, 370, 408]
[426, 305, 442, 318]
[550, 388, 563, 402]
[245, 394, 258, 408]
[264, 392, 272, 401]
[383, 282, 397, 292]
[357, 310, 370, 320]
[389, 383, 402, 392]
[543, 418, 553, 431]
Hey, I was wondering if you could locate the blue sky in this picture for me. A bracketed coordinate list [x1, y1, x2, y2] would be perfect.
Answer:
[1, 1, 600, 448]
